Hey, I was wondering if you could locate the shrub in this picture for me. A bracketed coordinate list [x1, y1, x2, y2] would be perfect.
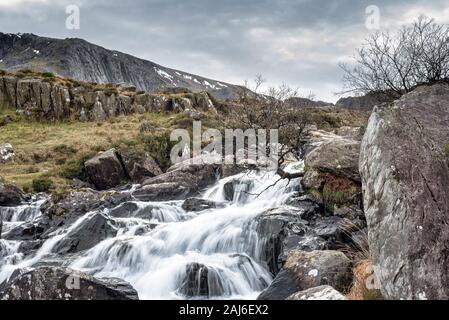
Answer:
[140, 131, 177, 171]
[53, 144, 77, 155]
[32, 175, 53, 193]
[41, 72, 55, 78]
[61, 152, 96, 181]
[443, 142, 449, 158]
[25, 166, 39, 174]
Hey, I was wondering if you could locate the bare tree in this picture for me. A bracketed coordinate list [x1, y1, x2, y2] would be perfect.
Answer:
[227, 79, 311, 183]
[340, 16, 449, 97]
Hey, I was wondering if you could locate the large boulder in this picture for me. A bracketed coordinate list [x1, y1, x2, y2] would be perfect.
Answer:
[0, 266, 138, 300]
[360, 83, 449, 300]
[118, 146, 162, 182]
[0, 143, 14, 163]
[132, 182, 190, 202]
[85, 149, 127, 190]
[287, 285, 347, 300]
[51, 212, 118, 254]
[0, 181, 27, 206]
[256, 206, 326, 275]
[305, 136, 361, 182]
[178, 263, 215, 297]
[257, 250, 352, 300]
[41, 189, 131, 219]
[136, 157, 219, 201]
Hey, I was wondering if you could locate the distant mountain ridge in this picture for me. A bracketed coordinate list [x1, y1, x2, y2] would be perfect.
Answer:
[0, 32, 244, 100]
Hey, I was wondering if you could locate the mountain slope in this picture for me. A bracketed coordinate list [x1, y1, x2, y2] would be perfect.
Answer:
[0, 32, 243, 100]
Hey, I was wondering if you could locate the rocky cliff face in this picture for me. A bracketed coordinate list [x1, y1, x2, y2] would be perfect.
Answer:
[336, 92, 394, 112]
[360, 83, 449, 300]
[0, 73, 217, 121]
[0, 33, 243, 100]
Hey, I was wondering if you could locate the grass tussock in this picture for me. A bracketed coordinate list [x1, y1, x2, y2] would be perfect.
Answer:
[346, 260, 383, 300]
[322, 174, 361, 209]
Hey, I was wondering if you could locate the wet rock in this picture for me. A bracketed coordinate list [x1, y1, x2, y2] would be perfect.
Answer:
[0, 266, 138, 300]
[333, 205, 366, 229]
[141, 158, 219, 199]
[69, 178, 94, 189]
[2, 221, 46, 241]
[51, 212, 118, 254]
[179, 263, 211, 297]
[256, 269, 299, 300]
[181, 198, 224, 212]
[132, 182, 190, 202]
[285, 194, 322, 219]
[84, 149, 127, 190]
[107, 202, 140, 218]
[178, 262, 228, 298]
[287, 285, 347, 300]
[42, 189, 131, 220]
[256, 207, 325, 275]
[309, 216, 346, 250]
[360, 83, 449, 300]
[223, 178, 254, 202]
[257, 250, 352, 300]
[0, 182, 27, 206]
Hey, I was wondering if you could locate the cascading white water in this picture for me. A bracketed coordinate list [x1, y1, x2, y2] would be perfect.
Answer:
[0, 162, 304, 300]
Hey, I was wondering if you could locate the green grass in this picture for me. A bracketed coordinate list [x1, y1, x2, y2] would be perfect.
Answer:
[32, 175, 54, 193]
[0, 110, 220, 190]
[443, 142, 449, 158]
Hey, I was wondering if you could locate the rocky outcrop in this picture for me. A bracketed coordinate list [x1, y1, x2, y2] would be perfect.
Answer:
[0, 266, 138, 300]
[42, 189, 131, 219]
[286, 285, 347, 300]
[84, 149, 127, 190]
[0, 143, 14, 163]
[119, 146, 162, 182]
[0, 73, 219, 122]
[256, 206, 325, 275]
[257, 250, 352, 300]
[305, 135, 361, 182]
[0, 181, 27, 206]
[285, 97, 332, 108]
[360, 83, 449, 300]
[336, 91, 394, 112]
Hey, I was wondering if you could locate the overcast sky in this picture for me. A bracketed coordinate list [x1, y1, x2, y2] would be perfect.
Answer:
[1, 0, 449, 102]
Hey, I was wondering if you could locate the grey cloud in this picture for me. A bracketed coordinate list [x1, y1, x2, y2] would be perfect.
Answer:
[1, 0, 448, 101]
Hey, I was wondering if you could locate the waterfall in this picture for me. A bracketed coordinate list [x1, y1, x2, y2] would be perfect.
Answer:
[0, 162, 304, 299]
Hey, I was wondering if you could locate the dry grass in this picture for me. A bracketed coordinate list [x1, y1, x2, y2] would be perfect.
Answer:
[0, 109, 193, 190]
[346, 259, 383, 300]
[305, 107, 369, 130]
